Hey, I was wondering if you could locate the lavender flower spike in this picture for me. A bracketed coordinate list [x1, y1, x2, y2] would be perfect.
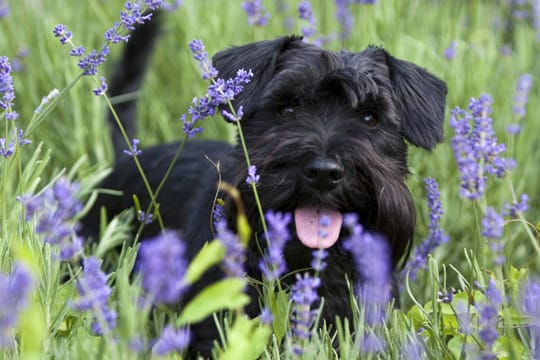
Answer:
[152, 325, 191, 356]
[0, 56, 18, 120]
[215, 219, 245, 278]
[241, 0, 270, 26]
[72, 256, 117, 335]
[289, 272, 321, 354]
[0, 263, 34, 349]
[259, 210, 291, 282]
[245, 164, 260, 185]
[138, 230, 188, 304]
[402, 177, 448, 281]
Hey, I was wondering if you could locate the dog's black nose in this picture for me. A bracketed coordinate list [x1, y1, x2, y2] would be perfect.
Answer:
[303, 157, 344, 190]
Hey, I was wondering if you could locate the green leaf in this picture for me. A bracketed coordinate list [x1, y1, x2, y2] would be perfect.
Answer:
[220, 315, 272, 360]
[184, 240, 225, 285]
[237, 213, 252, 246]
[407, 304, 428, 330]
[177, 278, 250, 325]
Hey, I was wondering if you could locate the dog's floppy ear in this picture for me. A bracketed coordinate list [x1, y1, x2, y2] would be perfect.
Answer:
[211, 36, 303, 113]
[384, 52, 447, 150]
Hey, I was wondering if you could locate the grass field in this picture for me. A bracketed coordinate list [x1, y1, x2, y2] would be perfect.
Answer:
[1, 0, 540, 358]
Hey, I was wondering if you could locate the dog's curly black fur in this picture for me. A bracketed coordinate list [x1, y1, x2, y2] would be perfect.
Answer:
[81, 15, 447, 357]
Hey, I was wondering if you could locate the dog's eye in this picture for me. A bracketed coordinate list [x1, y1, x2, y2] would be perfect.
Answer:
[360, 113, 378, 128]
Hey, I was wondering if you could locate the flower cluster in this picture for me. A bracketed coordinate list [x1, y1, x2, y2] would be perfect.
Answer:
[476, 279, 502, 359]
[481, 207, 506, 265]
[241, 0, 270, 26]
[402, 178, 449, 281]
[1, 128, 31, 158]
[19, 177, 83, 260]
[343, 214, 391, 352]
[215, 219, 245, 278]
[73, 256, 117, 335]
[289, 273, 321, 355]
[123, 138, 142, 156]
[245, 165, 260, 185]
[513, 73, 533, 117]
[137, 230, 188, 304]
[450, 94, 515, 199]
[0, 263, 34, 349]
[259, 211, 291, 282]
[152, 325, 191, 356]
[520, 276, 540, 358]
[73, 257, 117, 335]
[181, 39, 253, 137]
[52, 1, 163, 93]
[1, 55, 18, 120]
[298, 1, 316, 40]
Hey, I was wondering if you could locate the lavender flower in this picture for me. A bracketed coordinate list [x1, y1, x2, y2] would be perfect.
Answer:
[52, 24, 72, 45]
[259, 211, 291, 282]
[450, 95, 515, 199]
[92, 76, 108, 96]
[19, 177, 83, 261]
[152, 325, 191, 355]
[181, 39, 253, 137]
[138, 230, 188, 304]
[137, 210, 153, 224]
[513, 73, 533, 117]
[444, 40, 457, 60]
[0, 56, 18, 120]
[0, 263, 34, 349]
[78, 46, 109, 76]
[521, 276, 540, 359]
[0, 128, 29, 158]
[311, 249, 327, 272]
[343, 214, 391, 352]
[335, 0, 354, 40]
[402, 178, 449, 281]
[162, 0, 182, 11]
[241, 0, 270, 26]
[289, 272, 321, 353]
[0, 0, 9, 18]
[477, 279, 501, 358]
[123, 138, 142, 156]
[505, 193, 529, 217]
[259, 307, 273, 325]
[481, 207, 505, 265]
[298, 1, 316, 39]
[245, 165, 260, 185]
[73, 257, 117, 335]
[215, 219, 245, 278]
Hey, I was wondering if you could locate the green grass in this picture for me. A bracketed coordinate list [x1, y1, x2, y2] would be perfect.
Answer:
[1, 0, 540, 358]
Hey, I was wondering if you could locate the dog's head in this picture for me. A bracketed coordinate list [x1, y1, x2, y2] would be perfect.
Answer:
[212, 36, 447, 267]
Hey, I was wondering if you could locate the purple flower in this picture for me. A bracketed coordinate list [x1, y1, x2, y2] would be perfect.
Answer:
[298, 1, 317, 39]
[259, 211, 291, 281]
[506, 123, 521, 135]
[505, 193, 529, 217]
[73, 257, 117, 335]
[120, 1, 153, 31]
[259, 307, 273, 325]
[138, 230, 188, 304]
[513, 73, 533, 117]
[289, 273, 321, 349]
[481, 207, 505, 265]
[311, 249, 327, 272]
[104, 22, 130, 44]
[245, 165, 260, 185]
[0, 263, 34, 349]
[520, 275, 540, 358]
[342, 215, 391, 352]
[162, 0, 182, 11]
[123, 138, 142, 156]
[444, 40, 457, 60]
[92, 76, 108, 96]
[477, 279, 501, 357]
[0, 56, 18, 120]
[0, 0, 9, 18]
[241, 0, 270, 26]
[402, 178, 449, 281]
[52, 24, 72, 45]
[181, 40, 253, 137]
[152, 325, 191, 355]
[215, 220, 245, 278]
[138, 210, 153, 224]
[19, 177, 84, 261]
[335, 0, 354, 40]
[78, 46, 109, 76]
[450, 95, 515, 199]
[35, 88, 60, 113]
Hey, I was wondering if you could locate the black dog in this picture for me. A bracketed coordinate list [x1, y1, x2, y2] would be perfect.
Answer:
[82, 17, 447, 357]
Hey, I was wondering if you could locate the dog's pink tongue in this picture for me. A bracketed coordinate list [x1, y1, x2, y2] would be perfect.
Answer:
[294, 207, 343, 248]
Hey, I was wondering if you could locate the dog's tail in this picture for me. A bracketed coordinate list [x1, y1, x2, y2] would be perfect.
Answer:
[107, 11, 162, 155]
